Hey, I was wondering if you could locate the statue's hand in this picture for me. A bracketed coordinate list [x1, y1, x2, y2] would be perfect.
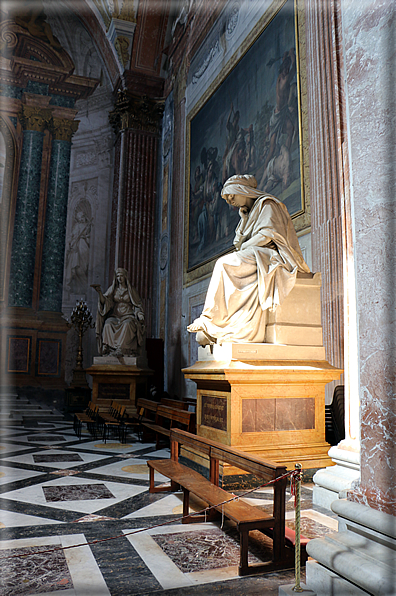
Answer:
[90, 284, 101, 293]
[137, 312, 144, 322]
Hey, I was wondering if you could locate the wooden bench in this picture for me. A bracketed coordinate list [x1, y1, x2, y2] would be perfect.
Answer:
[148, 429, 299, 576]
[73, 402, 99, 440]
[142, 405, 196, 449]
[99, 401, 126, 443]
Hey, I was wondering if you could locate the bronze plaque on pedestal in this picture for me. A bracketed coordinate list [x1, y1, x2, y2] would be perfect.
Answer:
[201, 395, 227, 431]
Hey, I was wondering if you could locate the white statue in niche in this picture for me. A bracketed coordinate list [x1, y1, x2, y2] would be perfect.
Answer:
[187, 174, 310, 346]
[91, 268, 146, 357]
[65, 202, 92, 295]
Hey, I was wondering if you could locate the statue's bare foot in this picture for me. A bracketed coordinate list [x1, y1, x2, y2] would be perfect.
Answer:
[187, 318, 203, 333]
[187, 317, 216, 345]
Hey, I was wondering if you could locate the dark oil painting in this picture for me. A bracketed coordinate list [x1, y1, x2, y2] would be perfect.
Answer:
[188, 0, 301, 271]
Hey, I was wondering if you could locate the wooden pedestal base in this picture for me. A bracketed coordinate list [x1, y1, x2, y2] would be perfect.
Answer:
[86, 363, 152, 415]
[183, 352, 343, 472]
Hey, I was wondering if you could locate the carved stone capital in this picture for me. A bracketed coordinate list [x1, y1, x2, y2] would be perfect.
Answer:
[19, 105, 51, 132]
[51, 117, 80, 141]
[109, 91, 164, 135]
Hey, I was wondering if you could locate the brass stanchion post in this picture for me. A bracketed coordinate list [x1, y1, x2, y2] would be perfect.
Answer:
[293, 463, 303, 592]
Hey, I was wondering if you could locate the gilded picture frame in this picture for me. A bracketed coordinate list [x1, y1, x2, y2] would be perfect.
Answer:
[184, 0, 310, 286]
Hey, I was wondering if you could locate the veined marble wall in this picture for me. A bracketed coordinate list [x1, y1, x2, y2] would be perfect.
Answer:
[341, 0, 395, 515]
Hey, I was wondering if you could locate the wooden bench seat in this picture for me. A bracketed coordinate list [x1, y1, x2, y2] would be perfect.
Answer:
[73, 402, 99, 440]
[147, 428, 302, 576]
[98, 401, 126, 443]
[142, 404, 195, 448]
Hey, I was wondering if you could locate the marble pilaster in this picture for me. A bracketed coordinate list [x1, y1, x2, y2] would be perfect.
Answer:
[39, 118, 79, 311]
[8, 106, 50, 307]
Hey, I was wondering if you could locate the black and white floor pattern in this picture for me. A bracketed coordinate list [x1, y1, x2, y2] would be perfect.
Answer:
[0, 394, 338, 595]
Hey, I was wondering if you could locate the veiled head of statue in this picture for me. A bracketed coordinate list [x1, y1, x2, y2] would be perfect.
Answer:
[221, 174, 264, 203]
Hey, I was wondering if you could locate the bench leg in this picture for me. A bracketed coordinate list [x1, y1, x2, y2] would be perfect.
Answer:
[238, 529, 249, 576]
[182, 488, 190, 521]
[149, 466, 155, 492]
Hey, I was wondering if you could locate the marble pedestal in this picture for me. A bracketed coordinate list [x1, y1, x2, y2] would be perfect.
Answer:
[182, 344, 343, 475]
[86, 356, 152, 415]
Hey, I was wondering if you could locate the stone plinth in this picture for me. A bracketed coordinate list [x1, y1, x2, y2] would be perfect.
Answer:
[86, 359, 152, 414]
[182, 344, 343, 473]
[266, 272, 323, 346]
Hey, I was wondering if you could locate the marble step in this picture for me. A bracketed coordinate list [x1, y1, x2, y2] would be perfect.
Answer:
[0, 415, 23, 425]
[307, 530, 396, 595]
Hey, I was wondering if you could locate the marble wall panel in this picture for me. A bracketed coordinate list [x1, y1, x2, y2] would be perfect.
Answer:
[275, 397, 315, 431]
[242, 398, 275, 433]
[7, 337, 31, 374]
[36, 340, 61, 376]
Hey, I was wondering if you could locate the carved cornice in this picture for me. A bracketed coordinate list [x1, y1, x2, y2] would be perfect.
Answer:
[109, 91, 164, 135]
[51, 117, 80, 142]
[19, 105, 51, 132]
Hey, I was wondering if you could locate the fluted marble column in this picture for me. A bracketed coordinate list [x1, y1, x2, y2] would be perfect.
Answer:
[109, 93, 163, 334]
[39, 118, 79, 312]
[305, 0, 361, 510]
[8, 105, 51, 307]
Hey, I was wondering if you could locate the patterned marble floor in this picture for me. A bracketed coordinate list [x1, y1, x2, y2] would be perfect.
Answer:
[0, 394, 338, 595]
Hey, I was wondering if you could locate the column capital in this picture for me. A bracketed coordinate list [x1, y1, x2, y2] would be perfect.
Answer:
[109, 91, 164, 135]
[50, 117, 80, 141]
[19, 105, 51, 132]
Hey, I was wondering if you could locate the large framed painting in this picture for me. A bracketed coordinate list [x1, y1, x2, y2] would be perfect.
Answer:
[184, 0, 309, 284]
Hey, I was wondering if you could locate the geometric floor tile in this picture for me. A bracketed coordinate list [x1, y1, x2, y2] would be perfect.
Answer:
[0, 465, 43, 485]
[0, 509, 62, 528]
[123, 492, 199, 519]
[43, 483, 115, 502]
[0, 534, 110, 595]
[124, 523, 245, 590]
[86, 458, 169, 482]
[1, 544, 73, 595]
[33, 453, 83, 463]
[153, 526, 261, 572]
[27, 435, 68, 442]
[3, 450, 105, 469]
[1, 475, 147, 514]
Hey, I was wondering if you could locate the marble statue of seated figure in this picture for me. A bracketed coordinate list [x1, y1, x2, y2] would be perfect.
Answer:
[91, 268, 146, 357]
[187, 174, 310, 346]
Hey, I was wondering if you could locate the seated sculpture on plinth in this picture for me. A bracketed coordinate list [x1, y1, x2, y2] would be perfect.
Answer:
[187, 174, 310, 346]
[91, 268, 145, 357]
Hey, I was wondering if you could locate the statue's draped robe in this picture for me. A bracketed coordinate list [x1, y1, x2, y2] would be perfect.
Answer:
[96, 281, 145, 354]
[197, 196, 310, 343]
